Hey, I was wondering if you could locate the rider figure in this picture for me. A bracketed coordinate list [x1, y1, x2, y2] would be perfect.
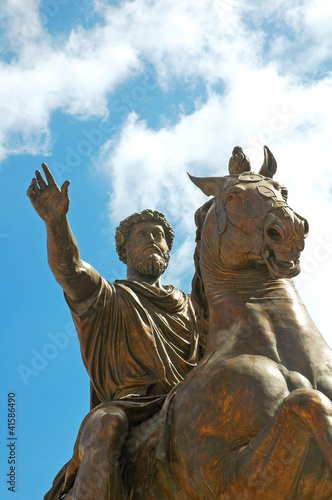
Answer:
[27, 165, 200, 499]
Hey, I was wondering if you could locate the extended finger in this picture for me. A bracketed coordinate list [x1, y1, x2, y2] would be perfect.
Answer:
[32, 177, 41, 192]
[36, 170, 47, 189]
[61, 180, 70, 198]
[27, 178, 40, 197]
[27, 183, 35, 198]
[41, 163, 56, 185]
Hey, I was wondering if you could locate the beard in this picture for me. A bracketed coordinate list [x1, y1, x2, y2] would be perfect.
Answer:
[127, 245, 170, 277]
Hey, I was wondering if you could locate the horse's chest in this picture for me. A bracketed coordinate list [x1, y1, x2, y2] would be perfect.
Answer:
[281, 366, 313, 392]
[202, 353, 312, 439]
[232, 302, 321, 382]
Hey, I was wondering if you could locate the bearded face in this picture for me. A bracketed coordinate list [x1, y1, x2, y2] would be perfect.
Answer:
[126, 245, 170, 277]
[124, 222, 171, 279]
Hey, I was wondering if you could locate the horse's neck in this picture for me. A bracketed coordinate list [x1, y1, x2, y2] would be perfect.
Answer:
[203, 261, 292, 330]
[200, 239, 289, 326]
[199, 240, 328, 378]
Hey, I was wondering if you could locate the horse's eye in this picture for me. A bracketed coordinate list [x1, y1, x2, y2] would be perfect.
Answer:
[226, 193, 236, 203]
[281, 188, 288, 202]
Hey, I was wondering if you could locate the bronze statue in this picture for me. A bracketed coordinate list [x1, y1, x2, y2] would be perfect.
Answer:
[29, 145, 332, 499]
[27, 165, 200, 499]
[108, 147, 332, 498]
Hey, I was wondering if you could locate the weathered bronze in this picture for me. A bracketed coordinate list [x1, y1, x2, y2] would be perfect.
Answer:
[29, 146, 332, 499]
[118, 147, 332, 498]
[27, 165, 200, 499]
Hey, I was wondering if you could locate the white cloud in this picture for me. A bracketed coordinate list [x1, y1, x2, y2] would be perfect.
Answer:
[98, 66, 332, 220]
[97, 61, 332, 342]
[0, 1, 143, 160]
[1, 0, 43, 46]
[0, 0, 263, 161]
[284, 0, 332, 50]
[2, 0, 331, 161]
[0, 38, 140, 160]
[2, 0, 332, 341]
[242, 0, 332, 71]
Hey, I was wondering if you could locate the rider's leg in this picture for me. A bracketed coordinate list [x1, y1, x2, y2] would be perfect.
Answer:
[70, 406, 129, 500]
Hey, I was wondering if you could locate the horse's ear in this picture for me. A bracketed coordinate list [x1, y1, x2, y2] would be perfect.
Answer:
[259, 146, 277, 178]
[188, 173, 224, 197]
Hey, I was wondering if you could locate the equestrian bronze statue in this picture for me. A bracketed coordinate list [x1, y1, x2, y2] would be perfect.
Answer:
[29, 146, 332, 499]
[121, 147, 332, 499]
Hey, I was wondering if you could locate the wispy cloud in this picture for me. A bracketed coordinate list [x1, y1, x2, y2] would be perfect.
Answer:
[2, 0, 331, 161]
[0, 0, 264, 161]
[2, 0, 332, 335]
[97, 66, 332, 301]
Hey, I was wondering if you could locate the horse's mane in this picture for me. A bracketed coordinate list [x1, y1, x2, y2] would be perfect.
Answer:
[191, 198, 214, 343]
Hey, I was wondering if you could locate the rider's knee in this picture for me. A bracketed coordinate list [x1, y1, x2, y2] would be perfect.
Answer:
[81, 407, 129, 447]
[284, 388, 332, 417]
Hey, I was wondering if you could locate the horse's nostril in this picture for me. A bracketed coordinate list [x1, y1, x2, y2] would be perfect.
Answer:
[266, 227, 283, 242]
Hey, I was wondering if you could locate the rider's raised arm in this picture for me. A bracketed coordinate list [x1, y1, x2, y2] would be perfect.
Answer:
[27, 164, 100, 304]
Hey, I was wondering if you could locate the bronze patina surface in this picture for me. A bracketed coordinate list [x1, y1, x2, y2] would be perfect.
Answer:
[27, 165, 200, 499]
[119, 147, 332, 499]
[29, 147, 332, 499]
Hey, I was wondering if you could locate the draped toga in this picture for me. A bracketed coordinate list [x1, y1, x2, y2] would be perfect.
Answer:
[45, 277, 199, 499]
[67, 277, 199, 403]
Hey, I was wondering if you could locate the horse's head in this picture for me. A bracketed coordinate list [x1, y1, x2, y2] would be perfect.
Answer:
[190, 146, 309, 278]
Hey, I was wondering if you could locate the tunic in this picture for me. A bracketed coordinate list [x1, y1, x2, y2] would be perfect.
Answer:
[66, 278, 200, 402]
[45, 277, 199, 499]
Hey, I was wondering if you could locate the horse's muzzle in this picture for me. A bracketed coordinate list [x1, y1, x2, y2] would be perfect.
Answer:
[262, 208, 309, 278]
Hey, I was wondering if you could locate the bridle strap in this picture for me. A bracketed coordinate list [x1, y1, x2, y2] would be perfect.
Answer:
[219, 183, 291, 247]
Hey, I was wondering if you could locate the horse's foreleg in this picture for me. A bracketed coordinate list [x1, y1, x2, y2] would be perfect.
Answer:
[223, 389, 332, 499]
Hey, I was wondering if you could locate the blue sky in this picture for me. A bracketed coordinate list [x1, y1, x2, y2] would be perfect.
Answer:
[1, 0, 332, 498]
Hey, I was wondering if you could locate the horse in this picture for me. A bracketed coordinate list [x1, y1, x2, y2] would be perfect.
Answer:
[122, 146, 332, 499]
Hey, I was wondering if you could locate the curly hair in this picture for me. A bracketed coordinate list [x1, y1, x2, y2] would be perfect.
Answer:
[115, 209, 175, 263]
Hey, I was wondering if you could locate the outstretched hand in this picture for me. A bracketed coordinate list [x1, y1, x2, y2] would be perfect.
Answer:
[27, 164, 70, 222]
